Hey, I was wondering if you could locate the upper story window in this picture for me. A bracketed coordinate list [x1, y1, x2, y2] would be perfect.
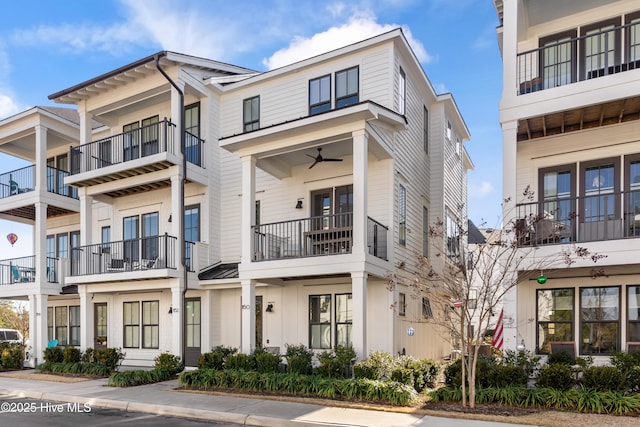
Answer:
[445, 210, 460, 260]
[627, 12, 640, 62]
[185, 103, 202, 167]
[446, 120, 452, 141]
[243, 96, 260, 132]
[335, 66, 359, 108]
[423, 106, 429, 153]
[581, 18, 620, 80]
[398, 67, 406, 115]
[398, 184, 407, 246]
[309, 75, 331, 115]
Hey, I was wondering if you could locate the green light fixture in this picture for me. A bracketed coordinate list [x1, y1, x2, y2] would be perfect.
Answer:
[537, 272, 547, 284]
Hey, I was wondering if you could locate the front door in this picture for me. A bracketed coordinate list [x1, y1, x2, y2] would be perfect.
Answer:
[184, 298, 201, 367]
[94, 303, 107, 348]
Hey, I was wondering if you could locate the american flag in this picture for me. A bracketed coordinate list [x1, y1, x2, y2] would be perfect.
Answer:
[492, 309, 504, 351]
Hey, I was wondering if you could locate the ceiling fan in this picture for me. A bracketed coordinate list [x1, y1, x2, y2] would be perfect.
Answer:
[306, 147, 343, 169]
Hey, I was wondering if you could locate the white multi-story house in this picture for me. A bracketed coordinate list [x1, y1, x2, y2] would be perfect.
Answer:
[496, 0, 640, 359]
[0, 29, 471, 366]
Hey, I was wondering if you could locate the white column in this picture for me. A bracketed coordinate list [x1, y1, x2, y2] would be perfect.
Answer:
[78, 103, 93, 146]
[79, 187, 93, 246]
[34, 125, 47, 194]
[240, 156, 256, 263]
[34, 294, 48, 365]
[34, 202, 47, 287]
[171, 286, 184, 357]
[352, 130, 368, 255]
[241, 279, 256, 354]
[351, 271, 368, 360]
[502, 119, 519, 351]
[78, 285, 93, 351]
[501, 0, 519, 102]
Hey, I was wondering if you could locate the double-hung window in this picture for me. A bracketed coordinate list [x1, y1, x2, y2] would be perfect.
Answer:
[185, 103, 202, 166]
[399, 184, 407, 246]
[142, 301, 159, 349]
[445, 210, 460, 259]
[335, 66, 359, 108]
[628, 285, 640, 343]
[537, 288, 574, 353]
[55, 306, 68, 346]
[309, 75, 331, 115]
[123, 302, 140, 348]
[184, 205, 200, 271]
[398, 67, 406, 115]
[580, 286, 620, 355]
[309, 295, 331, 349]
[69, 306, 80, 346]
[335, 294, 352, 347]
[243, 96, 260, 132]
[399, 292, 406, 316]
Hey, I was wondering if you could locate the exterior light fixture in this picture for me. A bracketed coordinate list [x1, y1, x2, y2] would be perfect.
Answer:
[516, 339, 526, 351]
[266, 303, 274, 312]
[295, 199, 303, 209]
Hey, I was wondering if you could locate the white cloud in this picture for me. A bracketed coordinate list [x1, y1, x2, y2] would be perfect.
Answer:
[435, 83, 448, 94]
[327, 2, 346, 18]
[0, 94, 21, 120]
[469, 181, 494, 197]
[263, 10, 432, 70]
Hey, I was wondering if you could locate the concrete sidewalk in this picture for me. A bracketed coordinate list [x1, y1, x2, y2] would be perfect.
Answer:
[0, 371, 535, 427]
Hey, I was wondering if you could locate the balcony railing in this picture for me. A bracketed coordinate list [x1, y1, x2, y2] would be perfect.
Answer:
[0, 256, 59, 285]
[517, 20, 640, 95]
[251, 213, 388, 261]
[0, 165, 77, 200]
[515, 190, 640, 246]
[70, 234, 178, 276]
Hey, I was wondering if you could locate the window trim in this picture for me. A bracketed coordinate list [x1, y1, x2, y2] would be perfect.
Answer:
[54, 306, 68, 346]
[399, 184, 407, 246]
[423, 106, 429, 153]
[579, 286, 620, 355]
[628, 285, 640, 342]
[579, 157, 620, 222]
[69, 305, 80, 346]
[422, 297, 433, 319]
[243, 96, 260, 132]
[123, 301, 140, 349]
[536, 288, 575, 354]
[539, 29, 578, 87]
[398, 67, 406, 115]
[309, 74, 331, 115]
[335, 66, 359, 109]
[399, 292, 406, 316]
[142, 300, 159, 349]
[309, 294, 332, 349]
[579, 17, 622, 80]
[334, 293, 353, 347]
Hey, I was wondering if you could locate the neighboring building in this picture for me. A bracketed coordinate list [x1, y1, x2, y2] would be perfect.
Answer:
[0, 29, 471, 366]
[495, 0, 640, 358]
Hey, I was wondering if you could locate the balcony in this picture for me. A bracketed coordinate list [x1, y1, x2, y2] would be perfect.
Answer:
[515, 190, 640, 246]
[252, 213, 387, 261]
[0, 256, 59, 285]
[0, 165, 78, 200]
[69, 235, 186, 277]
[68, 119, 205, 189]
[517, 21, 640, 95]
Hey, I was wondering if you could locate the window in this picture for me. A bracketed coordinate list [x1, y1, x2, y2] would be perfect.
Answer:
[123, 215, 140, 264]
[335, 66, 359, 108]
[446, 120, 452, 141]
[309, 295, 331, 349]
[70, 231, 80, 276]
[629, 286, 640, 342]
[309, 75, 331, 115]
[47, 307, 53, 342]
[541, 30, 576, 89]
[141, 212, 159, 261]
[399, 184, 407, 246]
[423, 106, 429, 153]
[255, 200, 261, 226]
[46, 234, 55, 282]
[243, 96, 260, 132]
[456, 137, 461, 156]
[581, 158, 619, 223]
[398, 67, 406, 115]
[626, 155, 640, 235]
[627, 12, 640, 62]
[399, 292, 406, 316]
[537, 288, 574, 353]
[580, 287, 620, 355]
[56, 154, 69, 196]
[422, 206, 428, 257]
[141, 115, 159, 157]
[422, 297, 433, 318]
[185, 103, 201, 166]
[69, 305, 80, 346]
[446, 210, 460, 259]
[95, 303, 108, 348]
[581, 18, 620, 79]
[101, 226, 111, 253]
[467, 289, 478, 310]
[56, 233, 69, 260]
[123, 121, 140, 161]
[335, 294, 353, 347]
[540, 164, 576, 240]
[142, 300, 159, 349]
[184, 205, 200, 270]
[55, 306, 68, 346]
[123, 302, 140, 348]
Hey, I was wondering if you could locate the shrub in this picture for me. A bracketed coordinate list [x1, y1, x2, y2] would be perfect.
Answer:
[353, 351, 393, 380]
[502, 349, 541, 378]
[391, 355, 439, 392]
[535, 363, 575, 390]
[108, 368, 176, 387]
[611, 350, 640, 393]
[43, 346, 64, 363]
[81, 347, 94, 364]
[94, 348, 125, 370]
[36, 361, 112, 377]
[316, 351, 346, 378]
[491, 365, 529, 388]
[285, 344, 312, 375]
[253, 349, 281, 374]
[154, 353, 184, 375]
[581, 366, 627, 392]
[225, 353, 255, 371]
[0, 342, 25, 369]
[198, 346, 237, 370]
[548, 350, 575, 366]
[63, 346, 81, 363]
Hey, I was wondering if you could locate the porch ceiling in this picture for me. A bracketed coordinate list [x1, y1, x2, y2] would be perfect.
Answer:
[0, 204, 76, 221]
[517, 95, 640, 142]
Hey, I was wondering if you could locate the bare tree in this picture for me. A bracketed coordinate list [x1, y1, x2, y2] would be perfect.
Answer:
[386, 195, 605, 408]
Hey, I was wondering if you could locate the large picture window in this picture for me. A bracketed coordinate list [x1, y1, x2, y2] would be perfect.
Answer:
[309, 295, 331, 349]
[537, 288, 574, 353]
[580, 287, 620, 355]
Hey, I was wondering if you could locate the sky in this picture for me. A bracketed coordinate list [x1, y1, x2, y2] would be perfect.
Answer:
[0, 0, 503, 258]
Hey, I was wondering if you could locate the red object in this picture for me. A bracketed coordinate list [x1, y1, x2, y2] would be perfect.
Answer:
[492, 309, 504, 351]
[6, 233, 17, 247]
[453, 300, 463, 308]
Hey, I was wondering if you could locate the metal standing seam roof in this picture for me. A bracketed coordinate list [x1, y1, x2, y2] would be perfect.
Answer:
[198, 263, 239, 280]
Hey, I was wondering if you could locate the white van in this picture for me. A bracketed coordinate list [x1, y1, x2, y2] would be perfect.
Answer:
[0, 328, 23, 343]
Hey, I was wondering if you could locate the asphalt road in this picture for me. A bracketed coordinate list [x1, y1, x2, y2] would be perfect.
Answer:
[0, 396, 238, 426]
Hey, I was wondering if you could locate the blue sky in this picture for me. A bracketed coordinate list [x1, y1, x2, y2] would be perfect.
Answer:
[0, 0, 502, 258]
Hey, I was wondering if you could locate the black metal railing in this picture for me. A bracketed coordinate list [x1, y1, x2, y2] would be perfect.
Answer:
[70, 119, 176, 174]
[0, 256, 58, 285]
[185, 131, 204, 167]
[70, 234, 177, 276]
[515, 190, 640, 246]
[0, 165, 34, 199]
[517, 20, 640, 95]
[185, 241, 195, 272]
[0, 165, 78, 200]
[252, 213, 388, 261]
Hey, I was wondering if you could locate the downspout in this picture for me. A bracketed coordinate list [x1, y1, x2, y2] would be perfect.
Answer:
[155, 54, 188, 362]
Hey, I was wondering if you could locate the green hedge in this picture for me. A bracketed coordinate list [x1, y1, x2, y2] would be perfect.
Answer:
[36, 361, 112, 377]
[0, 342, 25, 369]
[108, 368, 176, 387]
[430, 386, 640, 415]
[179, 369, 418, 406]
